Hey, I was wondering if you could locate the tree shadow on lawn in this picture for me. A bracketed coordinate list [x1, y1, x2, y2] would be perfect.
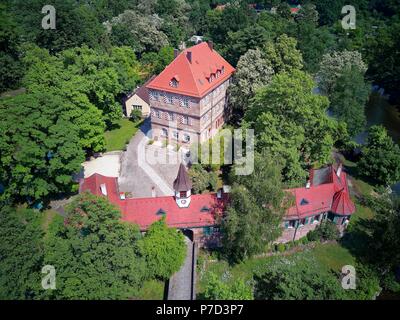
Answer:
[340, 217, 373, 263]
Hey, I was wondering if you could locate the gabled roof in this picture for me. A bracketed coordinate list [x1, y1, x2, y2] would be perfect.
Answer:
[146, 42, 235, 98]
[173, 163, 192, 192]
[79, 173, 225, 230]
[125, 75, 156, 104]
[286, 165, 356, 219]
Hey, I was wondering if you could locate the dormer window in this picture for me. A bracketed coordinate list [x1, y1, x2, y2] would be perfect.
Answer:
[200, 206, 210, 212]
[169, 78, 179, 88]
[156, 208, 166, 215]
[221, 66, 225, 74]
[300, 198, 309, 206]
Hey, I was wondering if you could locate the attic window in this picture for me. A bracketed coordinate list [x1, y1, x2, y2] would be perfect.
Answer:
[169, 78, 179, 88]
[200, 206, 210, 212]
[221, 66, 225, 74]
[300, 198, 309, 206]
[156, 208, 166, 215]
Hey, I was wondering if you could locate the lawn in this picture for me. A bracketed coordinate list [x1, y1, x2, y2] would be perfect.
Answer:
[104, 118, 142, 152]
[134, 279, 165, 300]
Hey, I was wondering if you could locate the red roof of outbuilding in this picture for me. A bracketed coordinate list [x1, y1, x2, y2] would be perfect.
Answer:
[286, 165, 355, 219]
[79, 173, 224, 230]
[146, 42, 235, 98]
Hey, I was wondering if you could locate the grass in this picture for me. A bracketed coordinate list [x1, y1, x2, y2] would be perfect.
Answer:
[104, 118, 142, 152]
[134, 279, 165, 300]
[312, 243, 355, 272]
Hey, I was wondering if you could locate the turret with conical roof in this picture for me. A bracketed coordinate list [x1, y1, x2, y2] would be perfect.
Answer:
[173, 163, 192, 208]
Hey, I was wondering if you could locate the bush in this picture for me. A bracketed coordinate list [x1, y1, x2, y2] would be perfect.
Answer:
[307, 221, 340, 242]
[130, 109, 142, 122]
[277, 243, 286, 253]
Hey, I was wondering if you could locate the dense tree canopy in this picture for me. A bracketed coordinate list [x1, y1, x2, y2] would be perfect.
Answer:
[139, 217, 186, 280]
[222, 153, 291, 262]
[0, 206, 44, 299]
[44, 193, 147, 299]
[245, 70, 338, 184]
[358, 125, 400, 186]
[0, 91, 85, 203]
[228, 48, 274, 117]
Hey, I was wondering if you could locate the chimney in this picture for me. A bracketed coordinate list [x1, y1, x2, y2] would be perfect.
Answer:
[151, 186, 156, 198]
[336, 163, 342, 178]
[306, 181, 311, 189]
[174, 49, 179, 58]
[186, 51, 192, 63]
[207, 40, 214, 51]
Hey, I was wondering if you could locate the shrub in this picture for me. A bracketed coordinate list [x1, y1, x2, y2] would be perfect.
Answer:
[307, 221, 340, 242]
[277, 243, 286, 253]
[130, 109, 142, 122]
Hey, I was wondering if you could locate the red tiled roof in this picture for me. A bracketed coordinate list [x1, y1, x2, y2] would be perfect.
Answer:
[285, 165, 355, 220]
[146, 42, 235, 98]
[80, 173, 224, 230]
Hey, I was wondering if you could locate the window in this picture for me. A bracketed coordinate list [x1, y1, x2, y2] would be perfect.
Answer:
[132, 105, 142, 110]
[182, 116, 189, 125]
[169, 78, 179, 88]
[200, 206, 210, 212]
[173, 131, 179, 140]
[164, 93, 173, 104]
[161, 128, 168, 137]
[288, 220, 296, 228]
[180, 97, 189, 107]
[150, 90, 159, 101]
[180, 191, 187, 198]
[166, 112, 173, 121]
[300, 198, 309, 205]
[221, 66, 225, 74]
[156, 208, 166, 215]
[183, 134, 190, 143]
[154, 110, 161, 118]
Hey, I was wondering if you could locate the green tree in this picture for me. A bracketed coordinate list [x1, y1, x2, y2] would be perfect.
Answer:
[245, 70, 337, 184]
[189, 164, 218, 194]
[222, 153, 291, 262]
[44, 192, 147, 299]
[0, 206, 44, 299]
[358, 125, 400, 186]
[317, 50, 367, 96]
[0, 91, 85, 203]
[228, 48, 274, 118]
[329, 67, 370, 136]
[108, 10, 169, 54]
[139, 217, 186, 280]
[365, 194, 400, 272]
[0, 4, 24, 92]
[204, 272, 253, 300]
[223, 24, 269, 65]
[264, 34, 303, 73]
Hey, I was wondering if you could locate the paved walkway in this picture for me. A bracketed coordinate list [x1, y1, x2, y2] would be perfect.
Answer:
[168, 237, 197, 300]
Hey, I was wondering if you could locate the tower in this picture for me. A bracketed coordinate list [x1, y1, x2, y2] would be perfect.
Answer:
[173, 163, 192, 208]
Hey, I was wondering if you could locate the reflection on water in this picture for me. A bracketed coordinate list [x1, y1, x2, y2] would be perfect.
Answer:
[353, 92, 400, 193]
[354, 93, 400, 145]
